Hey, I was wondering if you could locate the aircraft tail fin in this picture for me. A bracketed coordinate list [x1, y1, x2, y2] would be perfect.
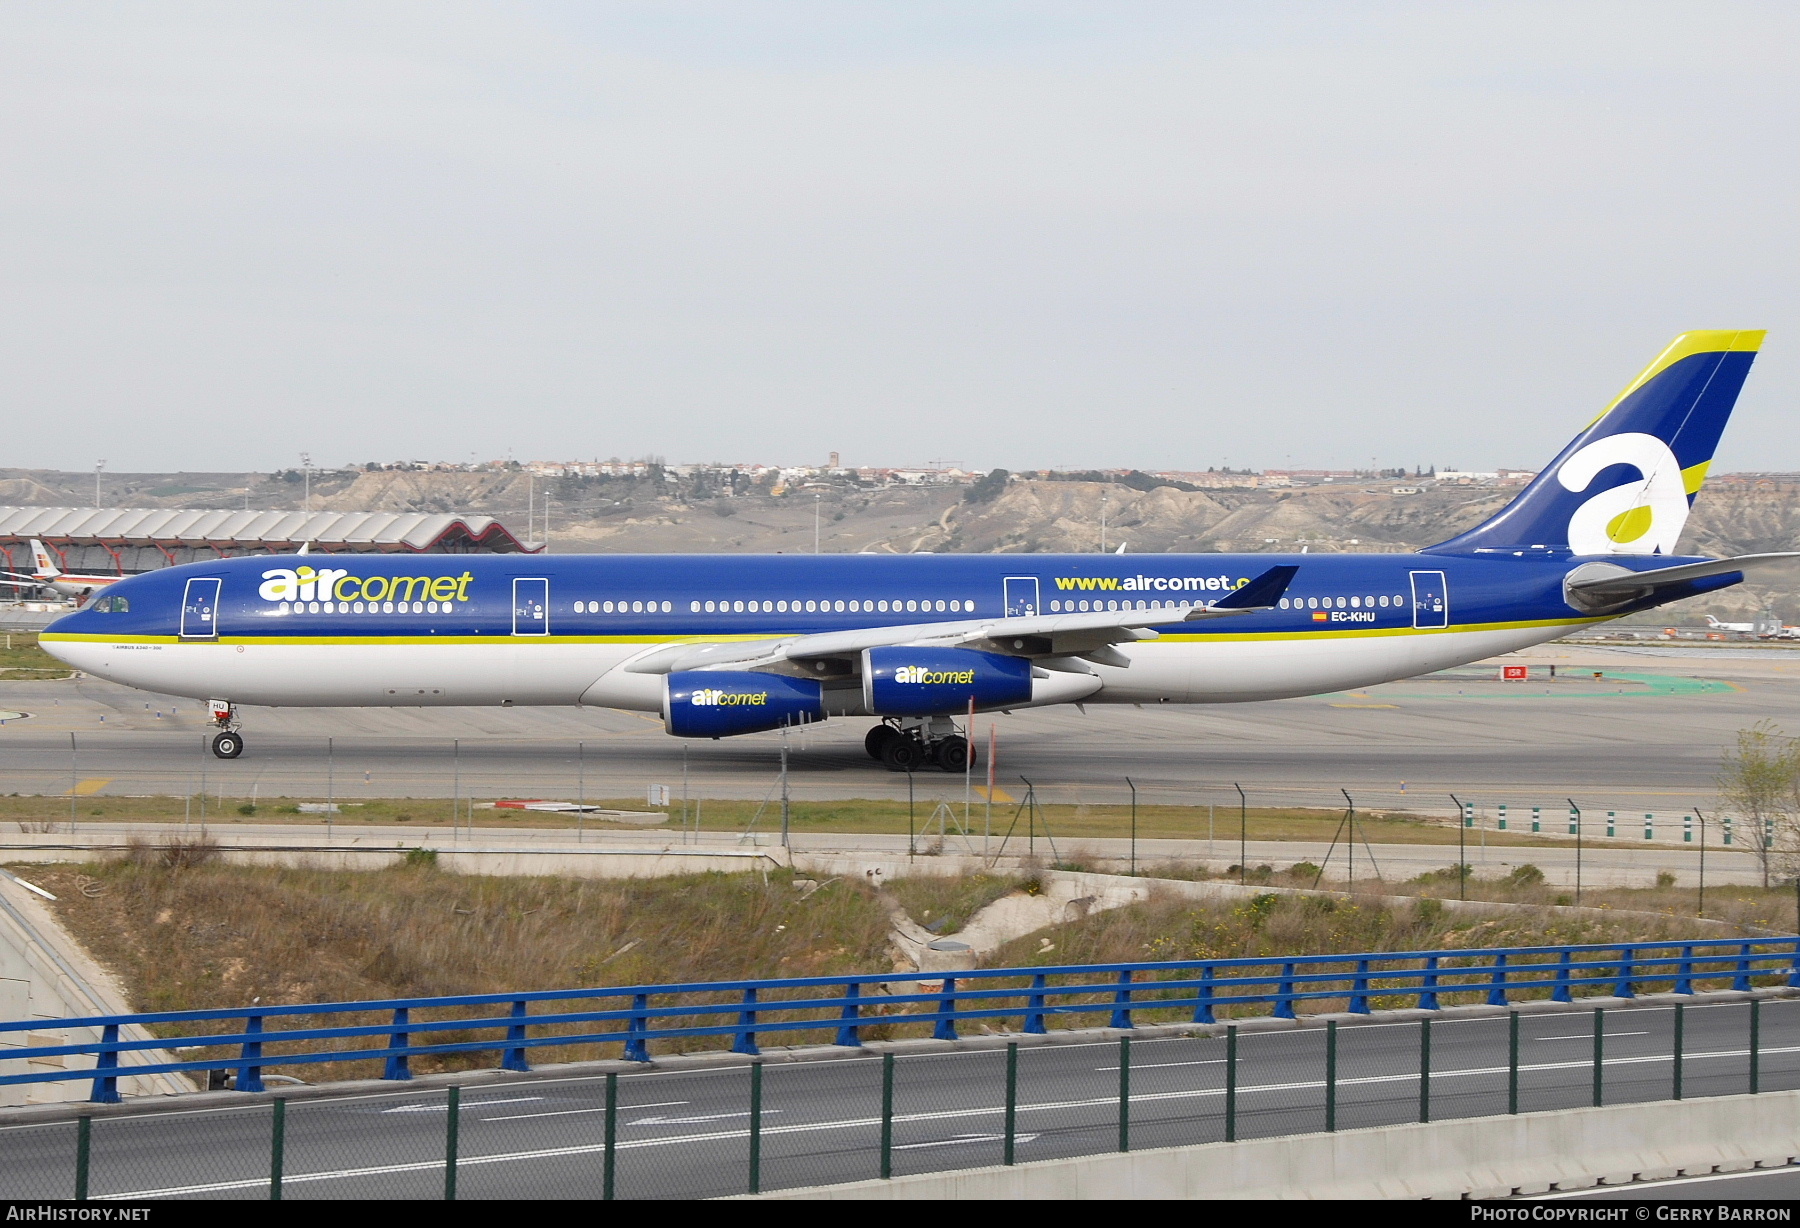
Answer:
[1423, 330, 1765, 557]
[28, 540, 61, 578]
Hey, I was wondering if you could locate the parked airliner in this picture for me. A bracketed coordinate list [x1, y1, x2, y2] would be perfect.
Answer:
[40, 331, 1793, 767]
[1, 539, 121, 602]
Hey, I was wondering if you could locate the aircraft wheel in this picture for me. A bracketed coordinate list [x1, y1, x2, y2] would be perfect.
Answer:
[864, 724, 900, 761]
[882, 736, 924, 771]
[211, 731, 244, 759]
[933, 736, 972, 773]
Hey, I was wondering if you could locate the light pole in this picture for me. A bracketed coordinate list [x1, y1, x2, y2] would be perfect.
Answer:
[1449, 793, 1466, 901]
[94, 460, 105, 509]
[299, 452, 312, 513]
[1234, 782, 1247, 885]
[814, 494, 821, 554]
[1567, 798, 1582, 907]
[1100, 492, 1108, 553]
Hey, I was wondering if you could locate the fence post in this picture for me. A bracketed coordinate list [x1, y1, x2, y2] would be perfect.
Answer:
[1274, 961, 1297, 1019]
[603, 1071, 617, 1201]
[1592, 1008, 1604, 1108]
[89, 1024, 120, 1105]
[444, 1086, 460, 1202]
[1734, 943, 1753, 993]
[1024, 973, 1049, 1034]
[1673, 1002, 1684, 1101]
[834, 982, 864, 1047]
[270, 1098, 285, 1202]
[733, 988, 761, 1055]
[1325, 1019, 1337, 1133]
[1508, 1010, 1519, 1114]
[1349, 959, 1371, 1014]
[933, 977, 958, 1041]
[502, 999, 530, 1072]
[880, 1052, 895, 1179]
[1194, 963, 1216, 1024]
[748, 1061, 763, 1195]
[1487, 953, 1509, 1006]
[1751, 999, 1761, 1094]
[1789, 937, 1800, 989]
[1003, 1042, 1017, 1166]
[624, 993, 651, 1062]
[1676, 942, 1696, 996]
[1418, 956, 1441, 1010]
[1553, 949, 1574, 1003]
[1419, 1017, 1431, 1124]
[383, 1007, 413, 1080]
[1225, 1024, 1238, 1142]
[74, 1115, 90, 1202]
[238, 1013, 266, 1092]
[1614, 949, 1635, 1000]
[1110, 970, 1135, 1030]
[1117, 1036, 1131, 1152]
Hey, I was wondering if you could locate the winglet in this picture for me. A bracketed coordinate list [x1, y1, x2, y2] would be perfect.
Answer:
[1209, 565, 1298, 611]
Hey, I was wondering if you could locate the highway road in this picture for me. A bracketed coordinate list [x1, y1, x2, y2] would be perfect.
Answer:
[2, 644, 1796, 821]
[0, 998, 1794, 1200]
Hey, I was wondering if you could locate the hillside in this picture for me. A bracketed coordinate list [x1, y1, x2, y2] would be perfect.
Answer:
[4, 467, 1798, 621]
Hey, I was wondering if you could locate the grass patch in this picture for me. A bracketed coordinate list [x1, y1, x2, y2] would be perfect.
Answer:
[0, 791, 1579, 848]
[984, 883, 1777, 1025]
[0, 631, 73, 679]
[30, 859, 897, 1079]
[884, 872, 1022, 934]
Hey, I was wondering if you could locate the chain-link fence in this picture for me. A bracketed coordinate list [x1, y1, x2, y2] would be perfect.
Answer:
[5, 997, 1797, 1200]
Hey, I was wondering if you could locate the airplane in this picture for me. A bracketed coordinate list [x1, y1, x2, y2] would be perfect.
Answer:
[1, 539, 123, 603]
[1702, 615, 1759, 633]
[37, 330, 1798, 765]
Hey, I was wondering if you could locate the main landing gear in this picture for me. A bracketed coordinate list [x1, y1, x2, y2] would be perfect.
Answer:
[208, 701, 244, 759]
[864, 718, 977, 773]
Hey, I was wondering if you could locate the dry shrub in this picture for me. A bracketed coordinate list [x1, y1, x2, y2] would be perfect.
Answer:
[124, 835, 219, 870]
[34, 860, 897, 1079]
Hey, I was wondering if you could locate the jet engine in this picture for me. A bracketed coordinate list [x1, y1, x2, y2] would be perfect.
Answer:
[663, 671, 826, 737]
[861, 647, 1033, 716]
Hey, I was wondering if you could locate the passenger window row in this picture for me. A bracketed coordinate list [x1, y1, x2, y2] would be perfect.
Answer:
[1279, 595, 1407, 610]
[570, 598, 978, 616]
[1049, 598, 1197, 613]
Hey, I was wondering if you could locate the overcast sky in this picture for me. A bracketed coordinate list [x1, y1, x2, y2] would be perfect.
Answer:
[1, 2, 1794, 475]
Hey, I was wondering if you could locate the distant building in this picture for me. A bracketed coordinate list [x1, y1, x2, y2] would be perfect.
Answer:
[0, 507, 534, 578]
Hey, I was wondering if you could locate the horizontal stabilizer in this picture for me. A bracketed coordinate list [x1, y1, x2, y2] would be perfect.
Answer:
[1214, 565, 1299, 609]
[1566, 552, 1800, 595]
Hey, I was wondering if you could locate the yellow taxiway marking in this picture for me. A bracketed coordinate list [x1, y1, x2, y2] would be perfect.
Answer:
[971, 786, 1015, 803]
[1330, 703, 1399, 709]
[67, 778, 112, 796]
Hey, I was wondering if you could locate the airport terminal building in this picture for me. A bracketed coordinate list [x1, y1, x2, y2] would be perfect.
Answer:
[0, 506, 535, 578]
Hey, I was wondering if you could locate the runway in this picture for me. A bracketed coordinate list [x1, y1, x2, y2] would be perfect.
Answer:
[1, 643, 1795, 822]
[0, 998, 1791, 1200]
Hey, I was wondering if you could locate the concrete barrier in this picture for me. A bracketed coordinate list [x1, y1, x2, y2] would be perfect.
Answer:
[0, 873, 193, 1105]
[751, 1089, 1800, 1200]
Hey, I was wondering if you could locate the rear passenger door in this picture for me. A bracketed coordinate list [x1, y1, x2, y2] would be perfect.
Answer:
[1408, 571, 1448, 629]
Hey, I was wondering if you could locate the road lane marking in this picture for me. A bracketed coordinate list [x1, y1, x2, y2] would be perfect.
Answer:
[381, 1096, 541, 1113]
[102, 1044, 1790, 1200]
[484, 1099, 687, 1122]
[1095, 1059, 1224, 1071]
[630, 1110, 783, 1126]
[893, 1133, 1039, 1151]
[1533, 1031, 1649, 1042]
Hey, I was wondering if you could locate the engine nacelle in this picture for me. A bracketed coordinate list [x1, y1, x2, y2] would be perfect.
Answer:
[862, 647, 1033, 716]
[663, 671, 826, 738]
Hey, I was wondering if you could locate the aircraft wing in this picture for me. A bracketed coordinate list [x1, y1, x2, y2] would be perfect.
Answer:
[1566, 552, 1800, 595]
[626, 564, 1298, 675]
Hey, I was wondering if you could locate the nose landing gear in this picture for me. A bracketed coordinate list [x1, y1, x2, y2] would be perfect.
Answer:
[208, 701, 244, 759]
[864, 718, 978, 772]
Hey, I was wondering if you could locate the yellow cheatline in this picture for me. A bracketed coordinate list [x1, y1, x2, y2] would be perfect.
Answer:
[66, 778, 111, 796]
[1591, 329, 1767, 424]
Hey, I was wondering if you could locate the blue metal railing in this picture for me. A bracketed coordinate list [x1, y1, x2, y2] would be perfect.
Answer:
[2, 936, 1795, 1104]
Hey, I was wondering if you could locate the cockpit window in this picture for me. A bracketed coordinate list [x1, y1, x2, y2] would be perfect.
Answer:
[93, 595, 128, 613]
